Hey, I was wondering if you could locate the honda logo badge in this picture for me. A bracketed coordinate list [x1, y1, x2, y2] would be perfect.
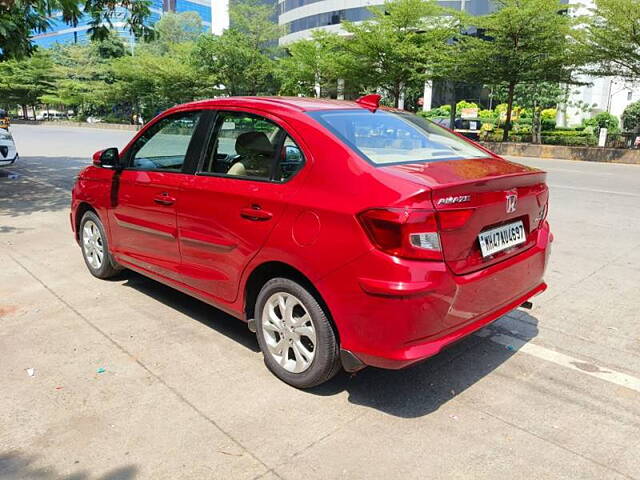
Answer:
[505, 191, 518, 213]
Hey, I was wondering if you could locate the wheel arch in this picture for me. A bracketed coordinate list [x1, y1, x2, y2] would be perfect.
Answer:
[74, 202, 98, 242]
[243, 261, 339, 342]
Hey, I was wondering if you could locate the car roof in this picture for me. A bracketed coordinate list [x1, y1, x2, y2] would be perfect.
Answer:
[176, 96, 400, 113]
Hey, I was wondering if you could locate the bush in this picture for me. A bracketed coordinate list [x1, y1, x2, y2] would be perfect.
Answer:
[541, 133, 598, 146]
[495, 103, 509, 114]
[101, 114, 129, 124]
[622, 101, 640, 131]
[541, 108, 557, 121]
[484, 129, 531, 143]
[479, 109, 497, 119]
[541, 118, 556, 131]
[539, 130, 593, 137]
[418, 105, 451, 118]
[587, 112, 620, 134]
[456, 100, 478, 111]
[513, 123, 532, 134]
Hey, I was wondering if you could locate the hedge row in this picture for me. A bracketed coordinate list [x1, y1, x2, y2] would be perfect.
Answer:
[484, 129, 598, 146]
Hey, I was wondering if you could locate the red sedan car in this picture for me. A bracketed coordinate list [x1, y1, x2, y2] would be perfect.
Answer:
[71, 95, 551, 388]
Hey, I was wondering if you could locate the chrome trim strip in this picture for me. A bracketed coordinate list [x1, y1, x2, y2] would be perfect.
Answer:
[180, 235, 236, 252]
[116, 219, 174, 239]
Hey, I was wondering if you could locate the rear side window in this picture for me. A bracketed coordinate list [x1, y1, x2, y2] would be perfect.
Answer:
[308, 109, 487, 166]
[200, 111, 305, 182]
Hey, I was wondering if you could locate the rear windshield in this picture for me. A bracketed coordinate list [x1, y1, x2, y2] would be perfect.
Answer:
[308, 109, 488, 165]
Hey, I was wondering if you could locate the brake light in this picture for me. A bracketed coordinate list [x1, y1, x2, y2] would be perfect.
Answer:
[358, 208, 442, 260]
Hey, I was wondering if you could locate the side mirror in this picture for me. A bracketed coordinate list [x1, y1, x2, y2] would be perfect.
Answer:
[93, 147, 120, 169]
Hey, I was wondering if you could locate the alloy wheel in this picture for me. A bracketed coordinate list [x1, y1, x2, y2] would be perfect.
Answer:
[82, 220, 104, 270]
[261, 292, 317, 373]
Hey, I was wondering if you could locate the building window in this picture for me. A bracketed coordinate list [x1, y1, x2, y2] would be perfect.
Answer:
[628, 91, 633, 101]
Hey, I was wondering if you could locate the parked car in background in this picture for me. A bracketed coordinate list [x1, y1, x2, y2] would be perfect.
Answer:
[71, 95, 551, 388]
[0, 109, 10, 130]
[35, 111, 68, 121]
[432, 117, 484, 140]
[0, 129, 18, 167]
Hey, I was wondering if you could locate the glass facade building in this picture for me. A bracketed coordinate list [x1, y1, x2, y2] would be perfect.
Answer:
[278, 0, 493, 44]
[32, 0, 213, 48]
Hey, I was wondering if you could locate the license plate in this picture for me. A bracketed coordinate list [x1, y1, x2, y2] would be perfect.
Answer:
[478, 221, 526, 257]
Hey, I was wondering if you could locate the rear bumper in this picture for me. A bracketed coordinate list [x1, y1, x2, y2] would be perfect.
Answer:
[318, 222, 551, 370]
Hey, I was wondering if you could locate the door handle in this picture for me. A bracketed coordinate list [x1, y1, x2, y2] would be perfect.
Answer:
[240, 205, 273, 221]
[153, 193, 176, 206]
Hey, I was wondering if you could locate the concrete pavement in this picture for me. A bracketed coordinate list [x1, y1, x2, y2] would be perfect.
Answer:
[1, 125, 639, 479]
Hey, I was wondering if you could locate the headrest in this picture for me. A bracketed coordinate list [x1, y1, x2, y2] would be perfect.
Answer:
[235, 131, 273, 156]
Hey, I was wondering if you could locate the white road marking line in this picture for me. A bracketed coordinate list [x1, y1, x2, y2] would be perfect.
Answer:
[482, 332, 640, 394]
[548, 184, 640, 198]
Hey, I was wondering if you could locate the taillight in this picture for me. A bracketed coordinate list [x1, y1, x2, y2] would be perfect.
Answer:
[358, 208, 442, 260]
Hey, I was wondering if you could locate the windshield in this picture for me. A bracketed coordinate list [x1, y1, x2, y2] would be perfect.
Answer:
[308, 109, 488, 165]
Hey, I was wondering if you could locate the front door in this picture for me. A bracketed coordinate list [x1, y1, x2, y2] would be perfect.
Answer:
[108, 110, 205, 281]
[177, 110, 306, 302]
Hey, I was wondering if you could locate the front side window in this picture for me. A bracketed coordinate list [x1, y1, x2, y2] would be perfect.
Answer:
[200, 111, 305, 181]
[129, 111, 202, 171]
[308, 109, 488, 166]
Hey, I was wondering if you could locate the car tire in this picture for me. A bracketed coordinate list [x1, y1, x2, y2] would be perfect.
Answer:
[255, 278, 341, 388]
[79, 211, 121, 279]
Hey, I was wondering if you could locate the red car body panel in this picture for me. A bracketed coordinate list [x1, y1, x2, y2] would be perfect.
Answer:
[71, 96, 551, 370]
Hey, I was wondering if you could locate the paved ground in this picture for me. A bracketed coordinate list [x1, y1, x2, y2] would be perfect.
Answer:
[1, 124, 639, 480]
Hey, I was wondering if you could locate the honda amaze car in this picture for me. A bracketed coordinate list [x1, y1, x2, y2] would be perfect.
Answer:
[71, 95, 551, 388]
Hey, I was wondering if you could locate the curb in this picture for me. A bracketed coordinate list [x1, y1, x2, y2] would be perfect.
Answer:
[481, 142, 640, 165]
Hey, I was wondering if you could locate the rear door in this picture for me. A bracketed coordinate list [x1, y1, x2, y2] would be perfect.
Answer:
[108, 110, 207, 281]
[177, 109, 306, 302]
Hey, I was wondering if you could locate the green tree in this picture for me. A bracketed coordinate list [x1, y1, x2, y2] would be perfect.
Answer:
[588, 111, 620, 134]
[41, 34, 127, 116]
[622, 101, 640, 131]
[153, 11, 202, 53]
[229, 0, 283, 52]
[192, 0, 283, 96]
[0, 0, 154, 60]
[277, 31, 350, 97]
[340, 0, 459, 107]
[0, 50, 56, 117]
[108, 42, 210, 120]
[585, 0, 640, 79]
[458, 0, 582, 140]
[192, 31, 276, 96]
[492, 82, 568, 143]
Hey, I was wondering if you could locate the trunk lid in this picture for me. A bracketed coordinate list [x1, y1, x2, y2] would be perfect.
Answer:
[385, 157, 548, 275]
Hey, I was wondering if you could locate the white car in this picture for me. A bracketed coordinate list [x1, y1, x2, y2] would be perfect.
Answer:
[0, 129, 18, 167]
[35, 111, 67, 121]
